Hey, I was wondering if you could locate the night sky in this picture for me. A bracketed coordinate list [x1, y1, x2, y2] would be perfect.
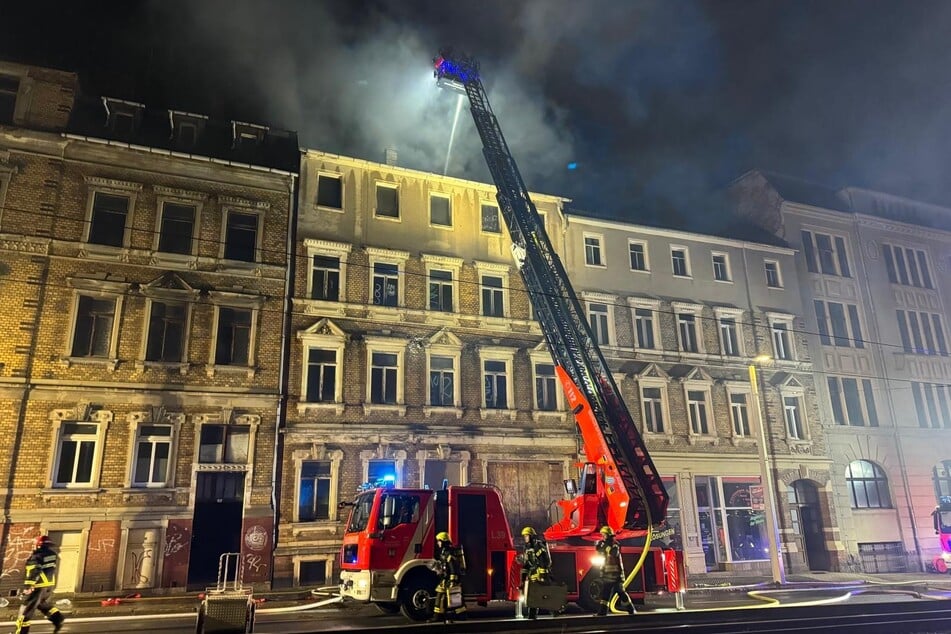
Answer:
[3, 0, 951, 224]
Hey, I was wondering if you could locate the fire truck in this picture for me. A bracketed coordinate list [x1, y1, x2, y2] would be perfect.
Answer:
[338, 51, 686, 621]
[931, 496, 951, 573]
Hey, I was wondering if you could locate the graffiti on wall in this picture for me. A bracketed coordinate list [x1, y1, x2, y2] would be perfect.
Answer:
[1, 525, 36, 579]
[164, 524, 187, 558]
[127, 547, 153, 588]
[241, 520, 272, 583]
[88, 538, 116, 553]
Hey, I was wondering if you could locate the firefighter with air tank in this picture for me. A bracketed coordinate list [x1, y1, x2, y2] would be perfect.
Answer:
[594, 526, 636, 616]
[516, 526, 562, 619]
[15, 535, 65, 634]
[431, 531, 467, 623]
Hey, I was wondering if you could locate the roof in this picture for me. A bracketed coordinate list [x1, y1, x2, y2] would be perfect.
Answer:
[753, 171, 851, 213]
[67, 94, 300, 173]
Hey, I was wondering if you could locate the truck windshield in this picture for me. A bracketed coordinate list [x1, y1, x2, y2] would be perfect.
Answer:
[940, 511, 951, 533]
[347, 492, 375, 533]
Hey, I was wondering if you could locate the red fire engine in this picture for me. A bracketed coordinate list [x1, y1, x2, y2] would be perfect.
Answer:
[931, 496, 951, 573]
[338, 51, 686, 620]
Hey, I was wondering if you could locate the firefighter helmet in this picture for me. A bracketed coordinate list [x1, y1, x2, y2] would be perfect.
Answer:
[436, 531, 451, 542]
[599, 526, 614, 536]
[34, 535, 52, 549]
[521, 526, 537, 537]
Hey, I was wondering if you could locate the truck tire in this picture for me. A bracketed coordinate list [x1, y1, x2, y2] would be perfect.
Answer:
[373, 602, 400, 615]
[577, 572, 603, 613]
[398, 571, 438, 622]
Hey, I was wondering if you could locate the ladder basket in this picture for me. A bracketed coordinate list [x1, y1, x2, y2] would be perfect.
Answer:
[196, 553, 255, 634]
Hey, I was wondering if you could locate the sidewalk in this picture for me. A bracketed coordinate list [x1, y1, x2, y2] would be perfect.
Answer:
[686, 570, 951, 597]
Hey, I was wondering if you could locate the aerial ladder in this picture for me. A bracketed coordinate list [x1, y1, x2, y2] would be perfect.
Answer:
[433, 51, 668, 541]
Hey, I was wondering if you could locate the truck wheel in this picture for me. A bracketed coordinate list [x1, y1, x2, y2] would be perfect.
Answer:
[373, 602, 400, 615]
[577, 572, 603, 613]
[398, 572, 437, 622]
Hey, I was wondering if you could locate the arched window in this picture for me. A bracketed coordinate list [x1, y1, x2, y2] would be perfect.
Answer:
[846, 460, 892, 509]
[933, 460, 951, 499]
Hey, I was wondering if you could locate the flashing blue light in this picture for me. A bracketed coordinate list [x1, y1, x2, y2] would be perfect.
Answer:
[381, 474, 396, 483]
[567, 162, 578, 170]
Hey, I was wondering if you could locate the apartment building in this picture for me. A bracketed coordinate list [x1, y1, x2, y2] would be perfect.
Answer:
[272, 150, 574, 587]
[0, 60, 297, 593]
[729, 170, 951, 572]
[563, 212, 838, 574]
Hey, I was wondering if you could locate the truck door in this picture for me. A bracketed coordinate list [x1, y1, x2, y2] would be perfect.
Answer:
[374, 494, 423, 569]
[456, 493, 487, 595]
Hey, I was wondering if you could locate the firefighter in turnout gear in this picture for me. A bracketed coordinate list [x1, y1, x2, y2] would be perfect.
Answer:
[15, 535, 65, 634]
[594, 526, 635, 616]
[432, 532, 467, 622]
[516, 526, 553, 619]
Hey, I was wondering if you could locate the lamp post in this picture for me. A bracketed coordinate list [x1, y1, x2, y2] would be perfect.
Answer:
[749, 355, 786, 585]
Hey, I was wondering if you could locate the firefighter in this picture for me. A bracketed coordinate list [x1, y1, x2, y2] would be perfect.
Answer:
[15, 535, 65, 634]
[594, 526, 635, 616]
[432, 531, 467, 622]
[516, 526, 553, 619]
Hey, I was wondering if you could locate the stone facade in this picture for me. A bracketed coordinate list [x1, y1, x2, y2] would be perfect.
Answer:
[0, 61, 297, 592]
[728, 170, 951, 573]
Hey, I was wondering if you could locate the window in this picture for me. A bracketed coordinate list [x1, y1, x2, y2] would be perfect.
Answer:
[828, 376, 879, 427]
[54, 423, 99, 487]
[678, 313, 699, 353]
[934, 461, 951, 499]
[584, 235, 604, 266]
[633, 307, 656, 349]
[198, 424, 250, 464]
[629, 241, 648, 272]
[801, 230, 851, 277]
[429, 270, 453, 312]
[157, 202, 196, 255]
[88, 192, 130, 247]
[534, 363, 558, 411]
[375, 184, 399, 218]
[368, 460, 397, 486]
[429, 356, 455, 407]
[846, 460, 892, 509]
[306, 349, 337, 402]
[481, 203, 501, 233]
[214, 307, 252, 365]
[718, 317, 740, 356]
[687, 390, 710, 434]
[299, 461, 332, 521]
[430, 194, 452, 227]
[370, 352, 399, 404]
[712, 253, 731, 282]
[641, 386, 666, 433]
[72, 295, 116, 357]
[316, 174, 343, 209]
[145, 301, 186, 362]
[912, 382, 951, 429]
[372, 263, 399, 307]
[0, 75, 18, 124]
[882, 244, 933, 289]
[764, 260, 782, 288]
[481, 275, 505, 317]
[729, 393, 750, 437]
[483, 360, 508, 409]
[311, 256, 341, 301]
[783, 396, 804, 439]
[814, 300, 864, 348]
[671, 247, 690, 277]
[896, 310, 948, 355]
[771, 320, 793, 360]
[132, 424, 172, 487]
[223, 211, 258, 262]
[173, 115, 201, 148]
[588, 303, 610, 346]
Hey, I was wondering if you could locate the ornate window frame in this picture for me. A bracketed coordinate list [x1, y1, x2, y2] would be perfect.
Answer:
[123, 407, 185, 495]
[478, 345, 517, 420]
[62, 276, 129, 371]
[206, 289, 264, 378]
[82, 176, 141, 252]
[151, 185, 206, 259]
[45, 404, 112, 496]
[364, 335, 407, 416]
[303, 238, 351, 315]
[190, 410, 261, 509]
[291, 445, 344, 523]
[298, 318, 347, 415]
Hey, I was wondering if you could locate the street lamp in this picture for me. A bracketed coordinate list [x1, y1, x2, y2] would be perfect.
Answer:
[748, 354, 786, 585]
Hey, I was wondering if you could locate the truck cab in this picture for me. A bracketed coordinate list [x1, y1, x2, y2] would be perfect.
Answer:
[931, 496, 951, 572]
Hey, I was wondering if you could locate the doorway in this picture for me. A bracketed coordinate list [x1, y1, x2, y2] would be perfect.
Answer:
[47, 530, 82, 593]
[789, 480, 830, 571]
[187, 472, 245, 587]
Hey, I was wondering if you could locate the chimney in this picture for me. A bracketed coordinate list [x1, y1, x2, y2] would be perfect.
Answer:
[384, 148, 398, 166]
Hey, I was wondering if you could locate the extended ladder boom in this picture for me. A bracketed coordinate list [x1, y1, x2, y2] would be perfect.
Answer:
[434, 53, 668, 532]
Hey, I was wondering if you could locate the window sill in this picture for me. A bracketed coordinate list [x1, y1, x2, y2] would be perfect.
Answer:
[366, 305, 404, 322]
[298, 402, 346, 416]
[41, 487, 104, 502]
[766, 285, 784, 291]
[714, 279, 734, 284]
[363, 403, 406, 417]
[687, 434, 719, 447]
[135, 360, 190, 375]
[314, 204, 344, 214]
[206, 364, 257, 379]
[645, 431, 677, 445]
[150, 251, 198, 266]
[120, 487, 175, 502]
[479, 316, 510, 330]
[60, 356, 119, 372]
[532, 410, 567, 423]
[730, 436, 756, 448]
[301, 298, 346, 317]
[788, 440, 812, 454]
[195, 463, 249, 472]
[479, 408, 518, 421]
[672, 274, 693, 280]
[79, 243, 135, 261]
[290, 521, 343, 538]
[423, 406, 463, 419]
